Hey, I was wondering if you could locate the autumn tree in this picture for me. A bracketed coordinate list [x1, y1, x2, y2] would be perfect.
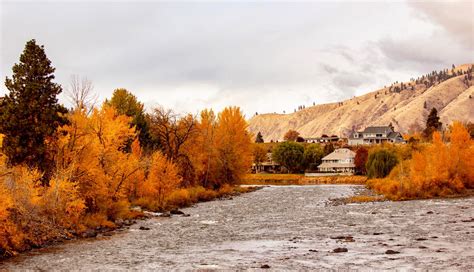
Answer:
[303, 144, 324, 171]
[148, 107, 197, 186]
[366, 149, 398, 178]
[272, 142, 304, 173]
[138, 151, 181, 210]
[106, 89, 151, 150]
[354, 147, 368, 175]
[284, 130, 300, 142]
[255, 132, 264, 143]
[213, 107, 253, 186]
[187, 109, 219, 188]
[423, 107, 442, 139]
[0, 39, 68, 174]
[52, 105, 142, 221]
[252, 144, 268, 173]
[149, 107, 196, 160]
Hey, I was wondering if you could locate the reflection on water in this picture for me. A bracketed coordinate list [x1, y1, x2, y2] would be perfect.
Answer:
[1, 185, 473, 270]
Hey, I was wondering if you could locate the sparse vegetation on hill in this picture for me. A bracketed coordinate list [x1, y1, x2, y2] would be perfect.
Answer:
[249, 64, 474, 141]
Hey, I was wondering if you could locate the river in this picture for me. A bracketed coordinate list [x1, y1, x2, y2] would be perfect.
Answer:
[1, 185, 473, 270]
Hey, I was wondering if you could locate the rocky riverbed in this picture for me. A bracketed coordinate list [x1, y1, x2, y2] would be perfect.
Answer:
[1, 185, 473, 270]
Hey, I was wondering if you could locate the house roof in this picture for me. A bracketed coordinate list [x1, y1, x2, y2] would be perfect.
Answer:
[321, 148, 355, 161]
[305, 136, 339, 141]
[318, 162, 355, 169]
[362, 126, 394, 134]
[387, 132, 402, 139]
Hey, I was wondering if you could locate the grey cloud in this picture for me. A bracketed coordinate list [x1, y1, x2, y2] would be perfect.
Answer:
[408, 1, 474, 49]
[1, 1, 472, 116]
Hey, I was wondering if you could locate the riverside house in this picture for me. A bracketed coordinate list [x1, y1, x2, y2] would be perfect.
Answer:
[252, 153, 281, 173]
[317, 148, 355, 174]
[348, 125, 405, 145]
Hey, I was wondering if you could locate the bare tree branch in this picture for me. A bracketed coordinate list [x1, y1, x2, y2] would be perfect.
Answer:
[67, 75, 98, 114]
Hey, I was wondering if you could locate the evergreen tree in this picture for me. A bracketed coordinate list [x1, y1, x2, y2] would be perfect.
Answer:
[0, 39, 67, 173]
[423, 107, 442, 139]
[255, 132, 264, 143]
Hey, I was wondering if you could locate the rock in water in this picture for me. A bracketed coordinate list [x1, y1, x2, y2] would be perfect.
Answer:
[170, 209, 185, 215]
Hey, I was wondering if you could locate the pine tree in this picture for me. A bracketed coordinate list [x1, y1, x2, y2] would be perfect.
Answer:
[423, 107, 442, 139]
[255, 132, 264, 143]
[0, 39, 67, 173]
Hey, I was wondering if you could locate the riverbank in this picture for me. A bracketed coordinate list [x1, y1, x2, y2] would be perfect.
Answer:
[0, 185, 260, 261]
[242, 173, 367, 185]
[2, 185, 473, 270]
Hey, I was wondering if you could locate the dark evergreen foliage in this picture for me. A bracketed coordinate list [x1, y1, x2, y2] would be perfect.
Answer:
[423, 107, 442, 139]
[255, 132, 264, 143]
[0, 39, 68, 174]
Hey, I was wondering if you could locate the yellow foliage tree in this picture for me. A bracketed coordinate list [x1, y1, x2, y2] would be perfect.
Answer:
[369, 121, 474, 199]
[214, 107, 252, 186]
[52, 105, 142, 222]
[138, 151, 181, 210]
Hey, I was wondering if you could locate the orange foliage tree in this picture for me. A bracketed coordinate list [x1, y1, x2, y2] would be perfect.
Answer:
[214, 107, 253, 186]
[137, 151, 181, 210]
[368, 121, 474, 199]
[52, 105, 143, 223]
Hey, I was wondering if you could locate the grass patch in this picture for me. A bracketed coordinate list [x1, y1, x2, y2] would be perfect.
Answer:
[242, 174, 367, 185]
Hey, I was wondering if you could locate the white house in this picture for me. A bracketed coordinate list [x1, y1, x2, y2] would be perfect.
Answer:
[317, 148, 355, 173]
[348, 125, 405, 145]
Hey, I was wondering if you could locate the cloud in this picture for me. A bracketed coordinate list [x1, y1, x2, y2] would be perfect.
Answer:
[1, 1, 472, 117]
[408, 1, 474, 49]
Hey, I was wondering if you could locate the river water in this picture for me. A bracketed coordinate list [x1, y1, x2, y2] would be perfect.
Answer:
[1, 185, 473, 271]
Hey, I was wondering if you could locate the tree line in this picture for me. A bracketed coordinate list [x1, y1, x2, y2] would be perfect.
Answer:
[0, 40, 253, 256]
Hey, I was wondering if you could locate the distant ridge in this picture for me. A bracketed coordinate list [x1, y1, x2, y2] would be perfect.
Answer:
[248, 64, 474, 142]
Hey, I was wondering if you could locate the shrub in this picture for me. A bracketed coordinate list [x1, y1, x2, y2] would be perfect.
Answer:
[366, 149, 398, 178]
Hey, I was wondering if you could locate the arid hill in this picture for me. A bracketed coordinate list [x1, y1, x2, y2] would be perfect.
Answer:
[248, 64, 474, 142]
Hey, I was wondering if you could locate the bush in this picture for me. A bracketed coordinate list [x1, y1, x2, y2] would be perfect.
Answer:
[366, 149, 398, 178]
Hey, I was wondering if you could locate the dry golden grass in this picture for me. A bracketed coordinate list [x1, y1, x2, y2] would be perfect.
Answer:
[242, 174, 367, 185]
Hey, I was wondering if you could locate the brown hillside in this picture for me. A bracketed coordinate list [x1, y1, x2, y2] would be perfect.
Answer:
[249, 64, 474, 141]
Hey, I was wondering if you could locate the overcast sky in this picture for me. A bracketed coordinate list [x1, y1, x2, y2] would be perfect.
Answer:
[1, 0, 473, 117]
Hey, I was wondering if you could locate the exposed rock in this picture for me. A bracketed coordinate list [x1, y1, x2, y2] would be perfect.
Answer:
[333, 247, 348, 253]
[170, 209, 185, 215]
[309, 249, 318, 252]
[261, 264, 270, 269]
[82, 230, 98, 238]
[385, 250, 400, 254]
[139, 226, 150, 230]
[159, 212, 171, 217]
[415, 238, 428, 241]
